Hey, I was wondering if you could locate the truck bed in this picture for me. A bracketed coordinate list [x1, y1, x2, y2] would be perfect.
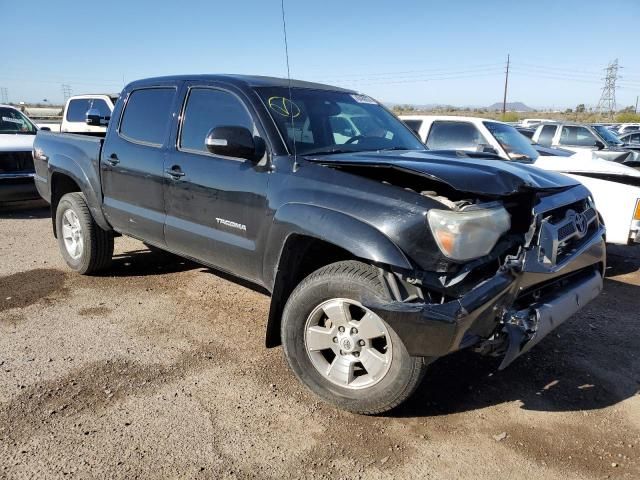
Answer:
[33, 131, 104, 208]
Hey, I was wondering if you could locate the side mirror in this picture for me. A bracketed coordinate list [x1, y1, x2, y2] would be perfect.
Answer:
[85, 108, 109, 126]
[40, 126, 51, 131]
[205, 126, 265, 161]
[477, 144, 498, 155]
[595, 140, 605, 150]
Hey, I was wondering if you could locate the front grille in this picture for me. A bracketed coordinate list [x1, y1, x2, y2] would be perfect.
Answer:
[0, 151, 35, 174]
[536, 198, 598, 266]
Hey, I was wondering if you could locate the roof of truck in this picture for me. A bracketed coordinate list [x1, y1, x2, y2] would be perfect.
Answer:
[126, 74, 356, 93]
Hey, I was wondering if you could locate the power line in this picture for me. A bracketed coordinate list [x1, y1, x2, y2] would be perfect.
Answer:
[318, 63, 505, 81]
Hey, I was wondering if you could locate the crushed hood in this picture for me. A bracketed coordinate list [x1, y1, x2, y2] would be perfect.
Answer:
[308, 150, 579, 197]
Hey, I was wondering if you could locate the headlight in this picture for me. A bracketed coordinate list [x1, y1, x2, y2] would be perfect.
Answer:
[427, 205, 511, 261]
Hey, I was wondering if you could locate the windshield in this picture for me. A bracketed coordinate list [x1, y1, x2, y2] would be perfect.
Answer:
[483, 121, 539, 161]
[256, 87, 424, 155]
[593, 125, 623, 145]
[0, 107, 37, 135]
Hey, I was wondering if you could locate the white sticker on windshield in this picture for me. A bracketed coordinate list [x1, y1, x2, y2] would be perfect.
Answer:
[350, 94, 377, 105]
[2, 117, 24, 124]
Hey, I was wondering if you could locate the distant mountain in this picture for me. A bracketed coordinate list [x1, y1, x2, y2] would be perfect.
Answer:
[485, 102, 534, 112]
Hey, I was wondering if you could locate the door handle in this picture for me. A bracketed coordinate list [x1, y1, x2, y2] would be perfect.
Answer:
[106, 153, 120, 166]
[165, 166, 186, 179]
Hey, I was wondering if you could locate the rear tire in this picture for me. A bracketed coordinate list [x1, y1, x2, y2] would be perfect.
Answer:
[281, 260, 429, 415]
[56, 192, 114, 274]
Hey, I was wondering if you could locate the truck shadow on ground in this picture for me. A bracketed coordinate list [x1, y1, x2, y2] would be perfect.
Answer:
[395, 253, 640, 417]
[97, 248, 200, 277]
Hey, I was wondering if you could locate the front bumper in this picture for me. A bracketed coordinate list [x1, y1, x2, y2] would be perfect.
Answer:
[368, 223, 606, 364]
[0, 173, 40, 203]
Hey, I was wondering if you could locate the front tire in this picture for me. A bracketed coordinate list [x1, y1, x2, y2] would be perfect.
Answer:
[281, 260, 428, 414]
[56, 192, 114, 274]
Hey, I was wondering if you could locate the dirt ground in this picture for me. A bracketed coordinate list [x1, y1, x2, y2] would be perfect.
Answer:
[0, 203, 638, 480]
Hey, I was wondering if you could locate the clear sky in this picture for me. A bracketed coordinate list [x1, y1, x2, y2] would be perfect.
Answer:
[2, 0, 640, 109]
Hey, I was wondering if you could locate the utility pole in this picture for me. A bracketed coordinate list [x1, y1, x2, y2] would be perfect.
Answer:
[596, 59, 621, 119]
[635, 95, 638, 114]
[502, 54, 510, 116]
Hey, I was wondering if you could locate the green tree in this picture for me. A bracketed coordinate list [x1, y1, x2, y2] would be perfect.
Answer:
[576, 104, 586, 113]
[499, 112, 519, 122]
[615, 112, 640, 123]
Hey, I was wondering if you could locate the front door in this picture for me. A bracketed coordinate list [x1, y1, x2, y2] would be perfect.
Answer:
[163, 85, 270, 283]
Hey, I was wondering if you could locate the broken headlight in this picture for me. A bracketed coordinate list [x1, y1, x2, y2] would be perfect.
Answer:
[427, 204, 511, 261]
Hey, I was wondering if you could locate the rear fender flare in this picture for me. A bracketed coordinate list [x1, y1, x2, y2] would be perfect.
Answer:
[49, 154, 110, 231]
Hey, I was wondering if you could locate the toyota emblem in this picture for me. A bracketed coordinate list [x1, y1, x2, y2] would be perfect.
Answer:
[574, 212, 588, 237]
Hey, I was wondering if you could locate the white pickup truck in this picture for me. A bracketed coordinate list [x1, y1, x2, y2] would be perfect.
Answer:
[401, 115, 640, 245]
[60, 94, 118, 134]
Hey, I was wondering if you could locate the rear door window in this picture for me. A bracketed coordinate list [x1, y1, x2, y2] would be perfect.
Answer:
[537, 125, 557, 146]
[119, 88, 175, 146]
[66, 98, 112, 122]
[425, 121, 488, 150]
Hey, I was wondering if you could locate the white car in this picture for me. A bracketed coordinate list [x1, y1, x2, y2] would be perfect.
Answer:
[0, 105, 40, 202]
[615, 123, 640, 135]
[400, 115, 640, 245]
[520, 118, 555, 128]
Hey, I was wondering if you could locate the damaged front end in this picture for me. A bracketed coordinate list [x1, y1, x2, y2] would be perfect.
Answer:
[367, 184, 606, 369]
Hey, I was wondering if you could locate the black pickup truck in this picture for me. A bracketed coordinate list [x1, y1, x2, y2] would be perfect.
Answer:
[33, 75, 605, 414]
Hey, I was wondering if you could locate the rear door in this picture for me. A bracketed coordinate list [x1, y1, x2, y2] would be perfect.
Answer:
[101, 84, 179, 245]
[163, 83, 270, 282]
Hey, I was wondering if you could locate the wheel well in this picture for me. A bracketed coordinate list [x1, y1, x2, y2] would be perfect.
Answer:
[265, 235, 358, 348]
[51, 173, 81, 237]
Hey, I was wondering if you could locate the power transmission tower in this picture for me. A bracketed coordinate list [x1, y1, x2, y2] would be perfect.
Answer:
[0, 87, 8, 104]
[596, 59, 621, 119]
[61, 84, 72, 103]
[502, 54, 510, 116]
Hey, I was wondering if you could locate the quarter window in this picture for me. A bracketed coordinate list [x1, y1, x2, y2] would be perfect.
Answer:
[403, 119, 423, 135]
[559, 126, 597, 147]
[119, 88, 175, 146]
[180, 88, 254, 153]
[425, 121, 488, 150]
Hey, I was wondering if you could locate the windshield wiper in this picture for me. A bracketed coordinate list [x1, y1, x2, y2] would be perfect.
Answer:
[376, 146, 415, 152]
[302, 148, 356, 156]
